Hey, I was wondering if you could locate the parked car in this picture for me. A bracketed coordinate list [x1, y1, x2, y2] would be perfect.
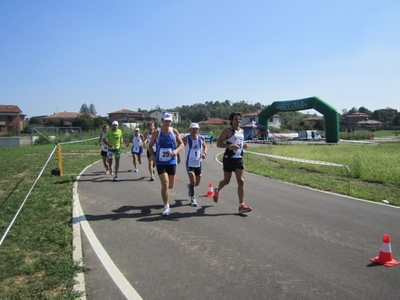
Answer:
[200, 133, 210, 142]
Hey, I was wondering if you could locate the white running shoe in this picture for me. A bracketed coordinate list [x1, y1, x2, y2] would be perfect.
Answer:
[134, 168, 139, 173]
[161, 206, 170, 216]
[113, 175, 118, 182]
[190, 196, 198, 207]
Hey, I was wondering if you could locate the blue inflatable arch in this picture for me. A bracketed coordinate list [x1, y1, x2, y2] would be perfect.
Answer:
[258, 97, 340, 143]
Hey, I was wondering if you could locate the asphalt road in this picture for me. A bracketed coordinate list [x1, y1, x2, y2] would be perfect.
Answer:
[77, 143, 400, 300]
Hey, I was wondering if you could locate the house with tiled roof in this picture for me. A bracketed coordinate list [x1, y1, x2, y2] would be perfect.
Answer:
[304, 117, 323, 126]
[197, 118, 227, 125]
[346, 112, 369, 128]
[108, 109, 145, 124]
[0, 104, 26, 134]
[43, 112, 97, 126]
[242, 110, 281, 128]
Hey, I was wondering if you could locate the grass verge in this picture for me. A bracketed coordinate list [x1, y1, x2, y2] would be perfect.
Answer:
[0, 143, 109, 299]
[242, 142, 400, 206]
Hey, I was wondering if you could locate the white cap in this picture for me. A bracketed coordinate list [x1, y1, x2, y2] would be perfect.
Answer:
[162, 113, 173, 121]
[135, 127, 140, 131]
[111, 120, 118, 125]
[189, 122, 200, 129]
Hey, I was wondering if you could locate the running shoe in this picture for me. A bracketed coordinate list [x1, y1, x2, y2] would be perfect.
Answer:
[190, 196, 198, 207]
[238, 203, 252, 214]
[110, 167, 113, 175]
[213, 188, 219, 203]
[187, 183, 192, 197]
[150, 175, 155, 181]
[113, 175, 118, 182]
[134, 168, 138, 173]
[161, 206, 170, 216]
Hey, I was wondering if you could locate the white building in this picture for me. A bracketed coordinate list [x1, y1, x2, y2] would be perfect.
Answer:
[242, 110, 281, 128]
[149, 109, 181, 123]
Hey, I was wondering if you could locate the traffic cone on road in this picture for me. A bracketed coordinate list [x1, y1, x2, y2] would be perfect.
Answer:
[206, 182, 214, 198]
[370, 234, 400, 267]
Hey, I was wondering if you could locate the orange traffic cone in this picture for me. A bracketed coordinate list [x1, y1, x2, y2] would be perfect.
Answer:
[206, 182, 214, 198]
[370, 234, 400, 267]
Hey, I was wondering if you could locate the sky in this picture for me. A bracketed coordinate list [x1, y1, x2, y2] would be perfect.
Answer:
[1, 0, 399, 118]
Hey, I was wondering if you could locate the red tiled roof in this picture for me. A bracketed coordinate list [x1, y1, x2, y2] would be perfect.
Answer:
[347, 113, 369, 118]
[242, 110, 262, 117]
[0, 104, 22, 113]
[108, 109, 141, 114]
[43, 112, 97, 119]
[197, 118, 226, 125]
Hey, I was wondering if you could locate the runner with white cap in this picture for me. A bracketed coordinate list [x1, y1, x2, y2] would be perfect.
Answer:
[103, 121, 124, 181]
[181, 122, 207, 207]
[148, 112, 184, 216]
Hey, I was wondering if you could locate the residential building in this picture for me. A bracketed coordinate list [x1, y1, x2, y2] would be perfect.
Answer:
[304, 117, 323, 126]
[108, 109, 144, 124]
[346, 112, 369, 128]
[149, 109, 180, 123]
[242, 110, 281, 128]
[43, 112, 97, 126]
[0, 104, 26, 134]
[357, 119, 383, 129]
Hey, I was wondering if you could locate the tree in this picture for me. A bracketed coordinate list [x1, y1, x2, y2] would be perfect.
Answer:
[93, 116, 106, 129]
[348, 107, 358, 115]
[29, 116, 43, 125]
[79, 104, 89, 113]
[73, 113, 94, 131]
[88, 104, 97, 115]
[358, 107, 372, 115]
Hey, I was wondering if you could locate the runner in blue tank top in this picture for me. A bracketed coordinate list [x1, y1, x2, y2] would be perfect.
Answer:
[148, 112, 184, 216]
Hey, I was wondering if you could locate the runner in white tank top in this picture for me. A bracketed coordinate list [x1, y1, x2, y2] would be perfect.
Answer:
[181, 123, 208, 207]
[214, 112, 252, 214]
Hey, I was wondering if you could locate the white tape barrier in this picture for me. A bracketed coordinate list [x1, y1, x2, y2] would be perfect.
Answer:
[245, 150, 351, 173]
[0, 137, 98, 246]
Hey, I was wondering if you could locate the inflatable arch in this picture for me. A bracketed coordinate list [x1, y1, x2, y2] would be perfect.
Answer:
[258, 97, 339, 143]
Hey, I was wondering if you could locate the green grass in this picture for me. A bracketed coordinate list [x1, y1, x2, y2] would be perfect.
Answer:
[242, 142, 400, 205]
[0, 140, 399, 298]
[0, 142, 119, 299]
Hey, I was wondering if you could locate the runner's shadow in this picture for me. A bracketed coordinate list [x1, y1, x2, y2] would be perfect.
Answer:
[83, 200, 240, 222]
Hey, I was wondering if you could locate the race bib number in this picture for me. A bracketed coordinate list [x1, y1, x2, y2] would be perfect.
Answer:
[159, 148, 172, 161]
[133, 146, 140, 153]
[107, 151, 114, 159]
[232, 140, 244, 158]
[189, 150, 200, 160]
[101, 144, 108, 152]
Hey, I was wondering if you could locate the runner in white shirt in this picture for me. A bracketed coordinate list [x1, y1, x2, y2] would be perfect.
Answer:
[127, 128, 144, 173]
[181, 123, 207, 207]
[213, 112, 252, 214]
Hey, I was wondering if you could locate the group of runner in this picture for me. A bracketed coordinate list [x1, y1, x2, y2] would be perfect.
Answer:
[98, 112, 252, 216]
